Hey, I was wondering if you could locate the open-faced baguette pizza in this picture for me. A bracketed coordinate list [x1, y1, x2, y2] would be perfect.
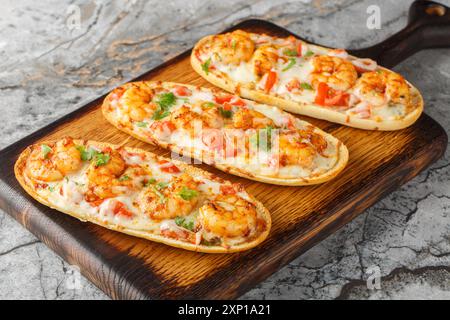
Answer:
[102, 81, 348, 186]
[15, 138, 271, 253]
[191, 30, 424, 131]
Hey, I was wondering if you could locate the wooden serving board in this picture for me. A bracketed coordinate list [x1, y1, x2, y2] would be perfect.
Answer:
[0, 19, 447, 299]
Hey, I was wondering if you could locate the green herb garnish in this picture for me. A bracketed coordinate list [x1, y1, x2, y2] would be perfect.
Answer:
[282, 58, 296, 71]
[300, 83, 313, 90]
[174, 216, 195, 231]
[136, 121, 148, 128]
[144, 178, 157, 186]
[76, 146, 95, 161]
[304, 50, 314, 57]
[201, 58, 212, 75]
[202, 102, 216, 108]
[178, 187, 198, 201]
[219, 107, 233, 119]
[156, 182, 170, 190]
[283, 49, 298, 57]
[118, 175, 130, 182]
[152, 92, 176, 120]
[48, 186, 55, 192]
[41, 144, 52, 159]
[94, 153, 110, 166]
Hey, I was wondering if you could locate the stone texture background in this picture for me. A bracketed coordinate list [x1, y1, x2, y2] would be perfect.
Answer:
[0, 0, 449, 300]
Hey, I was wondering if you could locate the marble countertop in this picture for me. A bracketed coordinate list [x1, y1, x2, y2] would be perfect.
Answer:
[0, 0, 449, 300]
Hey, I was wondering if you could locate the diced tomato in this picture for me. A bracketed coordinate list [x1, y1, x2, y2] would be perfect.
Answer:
[113, 201, 133, 218]
[220, 184, 237, 195]
[223, 102, 233, 111]
[88, 198, 105, 207]
[158, 160, 181, 173]
[324, 91, 350, 107]
[230, 97, 246, 107]
[265, 70, 277, 93]
[214, 94, 233, 104]
[314, 82, 329, 106]
[297, 43, 303, 57]
[315, 82, 350, 107]
[173, 85, 192, 97]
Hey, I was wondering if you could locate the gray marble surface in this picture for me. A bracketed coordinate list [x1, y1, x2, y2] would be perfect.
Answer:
[0, 0, 449, 300]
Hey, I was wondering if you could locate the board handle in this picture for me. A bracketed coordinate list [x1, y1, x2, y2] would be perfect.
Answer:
[350, 0, 450, 68]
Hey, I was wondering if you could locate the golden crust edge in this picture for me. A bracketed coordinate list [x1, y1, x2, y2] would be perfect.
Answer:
[190, 36, 424, 131]
[102, 81, 349, 186]
[14, 139, 271, 254]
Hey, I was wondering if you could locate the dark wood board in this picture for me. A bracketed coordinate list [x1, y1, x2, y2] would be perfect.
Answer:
[0, 19, 447, 299]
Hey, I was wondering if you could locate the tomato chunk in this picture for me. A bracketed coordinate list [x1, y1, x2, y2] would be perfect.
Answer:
[214, 94, 233, 104]
[173, 85, 192, 97]
[158, 160, 181, 173]
[297, 43, 303, 57]
[265, 70, 278, 93]
[315, 82, 329, 106]
[113, 201, 133, 218]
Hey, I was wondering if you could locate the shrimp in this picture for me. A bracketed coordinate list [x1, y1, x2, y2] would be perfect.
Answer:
[310, 55, 357, 91]
[198, 194, 257, 239]
[170, 105, 203, 134]
[210, 30, 255, 65]
[136, 173, 201, 220]
[278, 132, 316, 167]
[26, 137, 82, 182]
[252, 44, 279, 77]
[354, 70, 411, 107]
[231, 109, 274, 130]
[120, 83, 156, 122]
[199, 102, 224, 129]
[86, 147, 127, 200]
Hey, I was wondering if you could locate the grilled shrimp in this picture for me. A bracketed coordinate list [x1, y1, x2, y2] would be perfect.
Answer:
[86, 147, 127, 200]
[210, 30, 255, 65]
[310, 55, 357, 91]
[26, 137, 82, 182]
[198, 194, 257, 239]
[136, 173, 201, 220]
[199, 102, 224, 129]
[120, 83, 156, 122]
[252, 44, 279, 77]
[278, 132, 316, 167]
[354, 70, 411, 107]
[232, 109, 274, 130]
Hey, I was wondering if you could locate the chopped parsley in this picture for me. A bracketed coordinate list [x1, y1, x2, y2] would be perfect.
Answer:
[201, 57, 212, 75]
[152, 92, 176, 120]
[118, 175, 130, 182]
[304, 50, 314, 57]
[300, 83, 313, 90]
[136, 121, 148, 128]
[48, 186, 55, 192]
[219, 107, 233, 119]
[41, 144, 52, 159]
[231, 39, 237, 51]
[282, 58, 296, 72]
[202, 102, 216, 108]
[94, 153, 110, 166]
[152, 186, 166, 204]
[178, 187, 198, 201]
[156, 182, 170, 190]
[174, 216, 195, 231]
[283, 49, 298, 57]
[144, 178, 157, 186]
[75, 146, 110, 166]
